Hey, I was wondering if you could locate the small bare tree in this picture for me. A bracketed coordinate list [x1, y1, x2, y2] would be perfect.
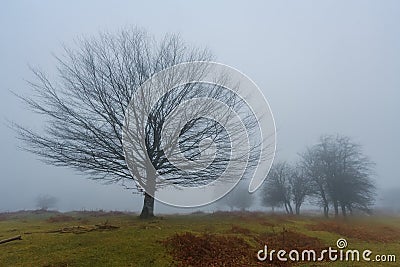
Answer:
[262, 161, 312, 215]
[36, 194, 58, 211]
[301, 147, 330, 217]
[288, 165, 313, 215]
[262, 162, 293, 214]
[218, 182, 255, 211]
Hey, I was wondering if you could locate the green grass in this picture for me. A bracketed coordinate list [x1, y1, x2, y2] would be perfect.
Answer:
[0, 211, 399, 266]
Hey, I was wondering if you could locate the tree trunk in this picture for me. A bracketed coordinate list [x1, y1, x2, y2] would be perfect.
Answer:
[295, 203, 301, 215]
[323, 204, 329, 218]
[287, 202, 293, 215]
[341, 203, 347, 217]
[333, 200, 339, 217]
[284, 203, 289, 214]
[319, 187, 329, 218]
[139, 168, 156, 219]
[140, 192, 155, 219]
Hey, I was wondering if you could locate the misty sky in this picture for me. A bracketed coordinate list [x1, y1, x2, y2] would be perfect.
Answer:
[1, 0, 399, 212]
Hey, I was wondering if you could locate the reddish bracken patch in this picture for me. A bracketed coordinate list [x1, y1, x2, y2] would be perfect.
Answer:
[162, 232, 260, 266]
[308, 220, 400, 243]
[254, 230, 328, 266]
[162, 230, 328, 266]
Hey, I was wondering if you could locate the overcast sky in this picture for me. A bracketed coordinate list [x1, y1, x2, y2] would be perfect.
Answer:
[1, 0, 399, 212]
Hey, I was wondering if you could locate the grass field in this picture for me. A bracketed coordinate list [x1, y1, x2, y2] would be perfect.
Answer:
[0, 210, 399, 266]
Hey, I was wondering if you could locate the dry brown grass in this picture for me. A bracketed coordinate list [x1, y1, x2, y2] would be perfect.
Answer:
[308, 220, 400, 243]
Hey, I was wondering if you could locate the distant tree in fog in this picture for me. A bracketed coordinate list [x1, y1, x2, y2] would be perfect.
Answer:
[288, 165, 313, 215]
[36, 194, 58, 211]
[262, 161, 312, 215]
[219, 182, 254, 211]
[300, 135, 376, 217]
[262, 162, 294, 214]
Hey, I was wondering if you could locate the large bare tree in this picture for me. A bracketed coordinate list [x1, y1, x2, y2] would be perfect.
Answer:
[14, 28, 262, 218]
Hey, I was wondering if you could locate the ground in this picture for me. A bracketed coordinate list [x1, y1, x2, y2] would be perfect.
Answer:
[0, 210, 399, 266]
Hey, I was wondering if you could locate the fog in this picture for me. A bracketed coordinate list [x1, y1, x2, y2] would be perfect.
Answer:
[1, 0, 399, 213]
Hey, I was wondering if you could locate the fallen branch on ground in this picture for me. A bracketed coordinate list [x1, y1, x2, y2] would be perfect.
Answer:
[0, 235, 22, 244]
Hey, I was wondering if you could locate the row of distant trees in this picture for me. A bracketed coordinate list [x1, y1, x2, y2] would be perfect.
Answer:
[219, 135, 376, 218]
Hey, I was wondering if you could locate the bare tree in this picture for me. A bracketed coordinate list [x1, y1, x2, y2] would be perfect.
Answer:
[262, 162, 312, 215]
[300, 135, 376, 217]
[288, 165, 312, 215]
[14, 28, 262, 218]
[301, 147, 330, 217]
[122, 64, 261, 216]
[36, 194, 58, 211]
[262, 162, 293, 214]
[218, 181, 255, 211]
